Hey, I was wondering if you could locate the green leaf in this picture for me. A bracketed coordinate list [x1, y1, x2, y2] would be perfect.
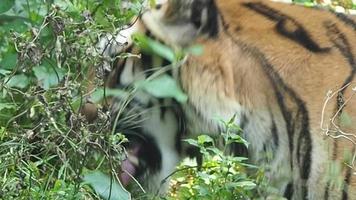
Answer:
[184, 45, 204, 56]
[228, 114, 237, 125]
[227, 181, 256, 190]
[184, 138, 199, 147]
[0, 102, 15, 111]
[6, 74, 29, 89]
[137, 74, 188, 103]
[149, 0, 157, 8]
[33, 64, 65, 90]
[197, 185, 209, 196]
[228, 133, 249, 147]
[0, 18, 28, 33]
[0, 52, 17, 70]
[206, 146, 221, 155]
[83, 171, 131, 200]
[0, 69, 11, 76]
[0, 0, 15, 14]
[132, 33, 176, 62]
[89, 88, 129, 103]
[197, 135, 214, 145]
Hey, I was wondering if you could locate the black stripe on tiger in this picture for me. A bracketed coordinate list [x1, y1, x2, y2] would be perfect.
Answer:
[323, 21, 356, 200]
[272, 84, 295, 169]
[262, 50, 311, 200]
[126, 128, 163, 176]
[269, 110, 280, 151]
[342, 146, 355, 200]
[230, 113, 249, 157]
[325, 20, 356, 158]
[243, 2, 330, 53]
[259, 52, 311, 199]
[324, 21, 356, 103]
[219, 9, 312, 199]
[324, 182, 330, 200]
[171, 100, 186, 154]
[342, 164, 353, 200]
[191, 0, 219, 38]
[271, 116, 279, 148]
[114, 46, 134, 88]
[284, 182, 294, 199]
[334, 12, 356, 31]
[158, 98, 167, 120]
[256, 45, 312, 200]
[141, 51, 155, 77]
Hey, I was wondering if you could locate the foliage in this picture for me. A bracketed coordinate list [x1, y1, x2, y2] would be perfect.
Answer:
[166, 116, 271, 200]
[293, 0, 356, 10]
[83, 171, 130, 200]
[0, 0, 143, 199]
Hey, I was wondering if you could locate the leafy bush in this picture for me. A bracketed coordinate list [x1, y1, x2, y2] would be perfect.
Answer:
[0, 0, 142, 199]
[167, 117, 269, 200]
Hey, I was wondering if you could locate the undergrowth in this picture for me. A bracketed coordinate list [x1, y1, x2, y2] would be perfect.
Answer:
[166, 117, 271, 200]
[0, 0, 142, 199]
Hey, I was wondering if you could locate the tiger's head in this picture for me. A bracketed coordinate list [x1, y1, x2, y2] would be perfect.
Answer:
[96, 20, 185, 195]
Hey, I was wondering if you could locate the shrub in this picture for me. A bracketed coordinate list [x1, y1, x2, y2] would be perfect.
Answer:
[167, 116, 268, 200]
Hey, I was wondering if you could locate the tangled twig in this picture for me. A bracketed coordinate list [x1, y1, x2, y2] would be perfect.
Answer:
[320, 82, 356, 169]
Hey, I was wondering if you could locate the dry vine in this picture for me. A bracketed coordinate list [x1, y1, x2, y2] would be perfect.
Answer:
[320, 82, 356, 172]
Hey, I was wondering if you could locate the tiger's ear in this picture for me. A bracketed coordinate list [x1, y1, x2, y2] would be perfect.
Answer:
[141, 0, 219, 47]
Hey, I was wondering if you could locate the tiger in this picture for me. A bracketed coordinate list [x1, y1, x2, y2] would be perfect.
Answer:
[103, 0, 356, 199]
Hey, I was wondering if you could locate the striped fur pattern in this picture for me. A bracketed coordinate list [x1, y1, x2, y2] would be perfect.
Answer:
[103, 37, 185, 194]
[137, 0, 356, 199]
